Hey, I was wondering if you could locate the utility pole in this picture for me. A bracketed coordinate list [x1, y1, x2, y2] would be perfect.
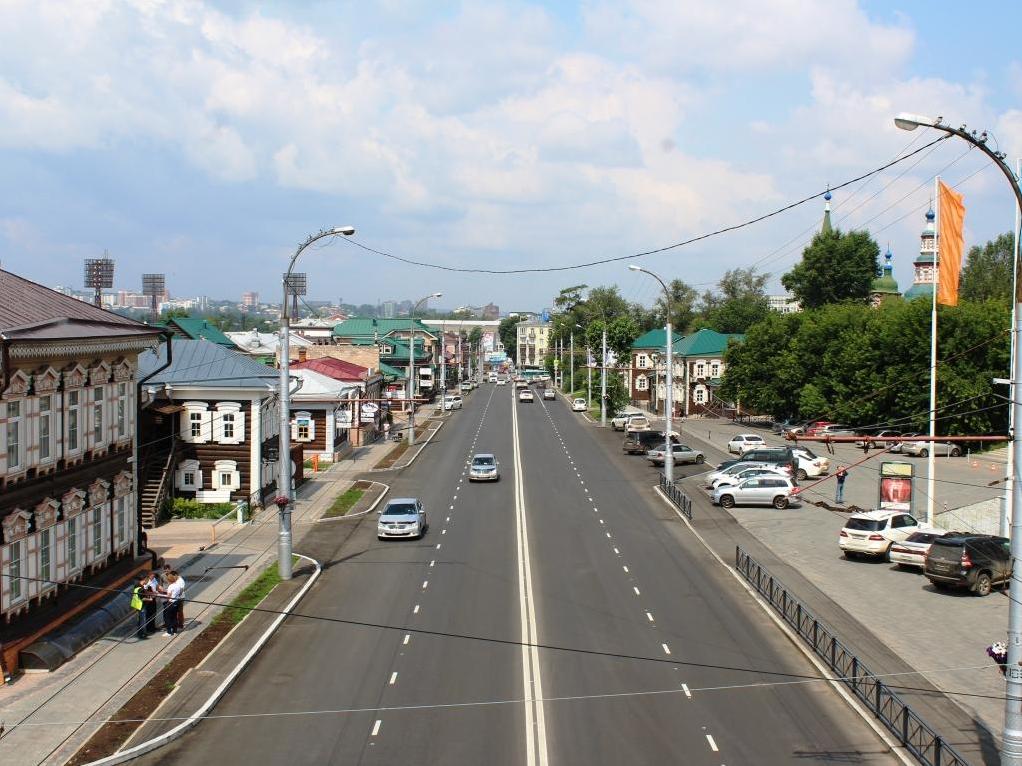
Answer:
[587, 343, 593, 409]
[600, 327, 608, 426]
[407, 292, 442, 447]
[570, 330, 575, 393]
[440, 322, 447, 409]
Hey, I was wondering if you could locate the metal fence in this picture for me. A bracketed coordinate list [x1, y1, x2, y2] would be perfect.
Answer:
[658, 474, 692, 519]
[734, 547, 969, 766]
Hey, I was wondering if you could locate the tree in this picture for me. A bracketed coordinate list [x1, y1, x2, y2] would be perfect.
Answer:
[697, 268, 770, 334]
[498, 316, 524, 362]
[782, 229, 880, 309]
[653, 279, 699, 333]
[960, 232, 1014, 304]
[554, 284, 588, 312]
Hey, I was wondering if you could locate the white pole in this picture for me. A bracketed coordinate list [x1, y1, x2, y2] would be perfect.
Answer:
[600, 328, 608, 426]
[587, 345, 592, 407]
[1003, 159, 1021, 537]
[664, 320, 674, 483]
[926, 177, 939, 526]
[570, 331, 575, 393]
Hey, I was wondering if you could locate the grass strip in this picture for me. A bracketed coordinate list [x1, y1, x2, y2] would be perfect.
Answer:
[324, 486, 366, 518]
[213, 563, 282, 626]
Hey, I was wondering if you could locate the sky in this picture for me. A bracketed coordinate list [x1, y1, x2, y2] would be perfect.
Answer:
[2, 0, 1021, 313]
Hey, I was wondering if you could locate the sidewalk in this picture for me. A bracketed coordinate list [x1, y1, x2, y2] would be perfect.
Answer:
[0, 436, 395, 766]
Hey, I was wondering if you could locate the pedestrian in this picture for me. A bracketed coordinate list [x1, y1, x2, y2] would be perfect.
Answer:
[144, 570, 161, 633]
[162, 572, 184, 636]
[174, 571, 187, 631]
[835, 465, 848, 504]
[159, 563, 172, 628]
[131, 576, 149, 640]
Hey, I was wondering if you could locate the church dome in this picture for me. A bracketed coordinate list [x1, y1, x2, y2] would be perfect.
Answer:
[871, 250, 900, 295]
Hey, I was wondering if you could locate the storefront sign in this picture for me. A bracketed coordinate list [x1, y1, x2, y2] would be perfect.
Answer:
[878, 461, 914, 511]
[336, 409, 353, 429]
[360, 402, 379, 424]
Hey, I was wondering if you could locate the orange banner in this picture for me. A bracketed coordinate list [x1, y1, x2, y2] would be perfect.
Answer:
[937, 180, 965, 306]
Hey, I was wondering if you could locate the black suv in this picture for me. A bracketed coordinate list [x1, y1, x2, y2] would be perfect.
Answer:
[623, 430, 678, 455]
[924, 534, 1011, 596]
[718, 447, 796, 474]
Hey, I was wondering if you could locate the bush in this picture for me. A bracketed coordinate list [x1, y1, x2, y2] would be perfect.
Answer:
[169, 498, 236, 520]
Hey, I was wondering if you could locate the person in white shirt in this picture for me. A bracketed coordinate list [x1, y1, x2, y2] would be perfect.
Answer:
[163, 572, 185, 636]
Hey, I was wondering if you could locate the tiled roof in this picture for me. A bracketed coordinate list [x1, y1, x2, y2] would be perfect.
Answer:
[291, 357, 373, 382]
[332, 317, 434, 338]
[165, 317, 235, 346]
[0, 269, 158, 341]
[673, 328, 744, 357]
[139, 339, 279, 389]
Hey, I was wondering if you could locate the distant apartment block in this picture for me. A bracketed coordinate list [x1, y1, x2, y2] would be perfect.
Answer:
[241, 291, 259, 309]
[767, 294, 801, 314]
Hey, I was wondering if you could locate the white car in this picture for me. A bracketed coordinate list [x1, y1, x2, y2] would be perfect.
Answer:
[901, 440, 963, 458]
[711, 466, 790, 489]
[460, 381, 473, 392]
[727, 434, 767, 455]
[377, 498, 427, 540]
[572, 398, 588, 412]
[705, 461, 767, 487]
[791, 446, 830, 480]
[519, 390, 534, 403]
[839, 510, 921, 560]
[712, 476, 801, 510]
[646, 443, 705, 466]
[624, 416, 651, 433]
[442, 395, 463, 410]
[468, 453, 500, 481]
[889, 530, 947, 570]
[496, 378, 507, 386]
[611, 410, 644, 430]
[543, 389, 556, 400]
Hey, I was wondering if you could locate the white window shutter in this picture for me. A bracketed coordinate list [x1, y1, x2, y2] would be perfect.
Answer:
[290, 421, 299, 440]
[235, 410, 246, 443]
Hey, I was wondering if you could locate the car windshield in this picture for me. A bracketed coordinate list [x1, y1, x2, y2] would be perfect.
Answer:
[846, 518, 884, 531]
[383, 503, 417, 516]
[795, 447, 819, 459]
[472, 457, 495, 467]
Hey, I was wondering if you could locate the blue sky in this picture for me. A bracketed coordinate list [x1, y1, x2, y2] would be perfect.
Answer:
[1, 1, 1021, 312]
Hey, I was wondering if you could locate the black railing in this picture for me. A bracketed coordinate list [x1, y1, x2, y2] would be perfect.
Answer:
[658, 474, 692, 519]
[734, 547, 969, 766]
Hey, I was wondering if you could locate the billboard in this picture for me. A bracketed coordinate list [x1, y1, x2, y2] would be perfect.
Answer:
[878, 461, 914, 511]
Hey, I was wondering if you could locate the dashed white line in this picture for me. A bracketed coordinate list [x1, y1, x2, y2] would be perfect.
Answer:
[633, 586, 641, 596]
[682, 683, 691, 698]
[662, 643, 671, 655]
[599, 519, 605, 525]
[605, 532, 611, 539]
[646, 611, 655, 623]
[422, 580, 429, 589]
[372, 720, 382, 736]
[413, 604, 420, 614]
[706, 734, 719, 752]
[390, 672, 398, 685]
[622, 565, 629, 573]
[429, 560, 435, 567]
[613, 547, 620, 555]
[403, 634, 410, 645]
[442, 529, 447, 535]
[435, 543, 442, 549]
[446, 516, 450, 522]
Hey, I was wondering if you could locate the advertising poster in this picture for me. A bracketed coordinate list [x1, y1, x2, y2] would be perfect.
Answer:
[878, 461, 914, 511]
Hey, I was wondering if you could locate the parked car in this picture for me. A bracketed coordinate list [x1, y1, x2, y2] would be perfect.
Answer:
[543, 388, 556, 400]
[519, 390, 534, 403]
[727, 433, 767, 455]
[711, 466, 790, 489]
[719, 447, 796, 475]
[817, 424, 857, 437]
[924, 534, 1011, 596]
[888, 432, 920, 454]
[442, 395, 463, 411]
[712, 476, 801, 510]
[772, 418, 799, 435]
[804, 421, 836, 436]
[646, 443, 705, 466]
[624, 416, 651, 432]
[889, 530, 949, 570]
[838, 510, 920, 560]
[468, 453, 500, 481]
[377, 498, 427, 540]
[496, 378, 507, 386]
[572, 398, 588, 412]
[624, 430, 679, 455]
[901, 439, 963, 458]
[790, 446, 830, 481]
[611, 409, 644, 430]
[705, 461, 772, 487]
[856, 429, 903, 450]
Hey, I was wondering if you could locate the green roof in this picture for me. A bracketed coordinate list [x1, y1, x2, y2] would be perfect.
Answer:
[380, 338, 429, 362]
[378, 362, 405, 379]
[673, 328, 743, 357]
[163, 317, 235, 346]
[631, 329, 669, 350]
[333, 317, 434, 339]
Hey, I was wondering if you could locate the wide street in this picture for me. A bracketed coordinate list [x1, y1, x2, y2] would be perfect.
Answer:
[144, 381, 896, 765]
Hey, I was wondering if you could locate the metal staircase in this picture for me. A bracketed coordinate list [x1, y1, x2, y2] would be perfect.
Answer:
[139, 449, 174, 529]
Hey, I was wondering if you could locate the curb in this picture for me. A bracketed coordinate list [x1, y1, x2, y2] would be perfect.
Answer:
[82, 553, 323, 765]
[369, 420, 445, 472]
[651, 486, 912, 765]
[316, 481, 390, 522]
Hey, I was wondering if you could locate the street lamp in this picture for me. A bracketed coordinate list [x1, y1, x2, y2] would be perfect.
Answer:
[629, 264, 675, 483]
[278, 226, 355, 580]
[895, 111, 1022, 764]
[408, 292, 442, 446]
[571, 323, 582, 394]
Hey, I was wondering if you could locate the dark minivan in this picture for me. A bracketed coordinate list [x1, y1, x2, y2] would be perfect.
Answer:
[623, 430, 678, 455]
[924, 534, 1011, 596]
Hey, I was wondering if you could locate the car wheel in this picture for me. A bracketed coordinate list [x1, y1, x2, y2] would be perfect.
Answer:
[795, 468, 808, 481]
[773, 496, 789, 510]
[919, 448, 929, 458]
[695, 454, 704, 464]
[882, 544, 893, 563]
[950, 447, 962, 457]
[719, 495, 735, 509]
[843, 551, 857, 560]
[973, 572, 993, 597]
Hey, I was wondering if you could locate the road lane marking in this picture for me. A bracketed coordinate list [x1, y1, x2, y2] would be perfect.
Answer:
[605, 532, 611, 538]
[435, 543, 442, 549]
[622, 565, 628, 573]
[512, 385, 549, 766]
[372, 720, 382, 736]
[613, 547, 620, 555]
[599, 519, 605, 525]
[662, 643, 671, 655]
[682, 683, 691, 698]
[646, 611, 655, 623]
[429, 560, 435, 567]
[403, 634, 410, 645]
[413, 604, 420, 614]
[390, 672, 398, 685]
[633, 586, 641, 596]
[422, 580, 429, 589]
[706, 734, 719, 752]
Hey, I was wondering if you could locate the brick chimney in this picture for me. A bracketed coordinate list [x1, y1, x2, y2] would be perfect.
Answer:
[297, 347, 307, 362]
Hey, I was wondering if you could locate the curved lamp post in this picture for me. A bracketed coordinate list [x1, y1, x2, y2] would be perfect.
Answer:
[278, 226, 355, 579]
[895, 112, 1022, 764]
[408, 292, 442, 446]
[629, 265, 675, 483]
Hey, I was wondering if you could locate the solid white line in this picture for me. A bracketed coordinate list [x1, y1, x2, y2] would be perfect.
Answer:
[662, 643, 671, 655]
[390, 672, 398, 685]
[512, 386, 549, 766]
[403, 634, 410, 645]
[706, 734, 718, 752]
[682, 683, 691, 698]
[372, 719, 382, 736]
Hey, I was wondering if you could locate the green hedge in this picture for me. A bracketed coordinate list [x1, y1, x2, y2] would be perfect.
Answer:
[170, 498, 236, 520]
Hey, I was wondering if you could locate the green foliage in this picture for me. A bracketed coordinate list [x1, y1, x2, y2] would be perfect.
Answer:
[324, 487, 365, 518]
[960, 232, 1014, 304]
[655, 279, 700, 334]
[214, 563, 282, 626]
[498, 316, 525, 361]
[169, 498, 235, 520]
[697, 268, 770, 334]
[782, 229, 880, 309]
[720, 299, 1010, 436]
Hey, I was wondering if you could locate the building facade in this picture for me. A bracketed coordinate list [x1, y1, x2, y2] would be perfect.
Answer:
[516, 320, 551, 368]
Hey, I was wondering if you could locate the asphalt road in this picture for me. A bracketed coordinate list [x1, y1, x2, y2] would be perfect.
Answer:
[143, 384, 898, 765]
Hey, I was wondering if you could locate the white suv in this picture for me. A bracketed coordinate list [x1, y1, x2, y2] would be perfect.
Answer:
[839, 510, 921, 560]
[727, 434, 767, 455]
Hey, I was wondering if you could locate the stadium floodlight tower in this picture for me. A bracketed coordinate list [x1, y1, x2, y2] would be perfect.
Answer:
[142, 273, 166, 324]
[84, 254, 114, 308]
[284, 272, 308, 318]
